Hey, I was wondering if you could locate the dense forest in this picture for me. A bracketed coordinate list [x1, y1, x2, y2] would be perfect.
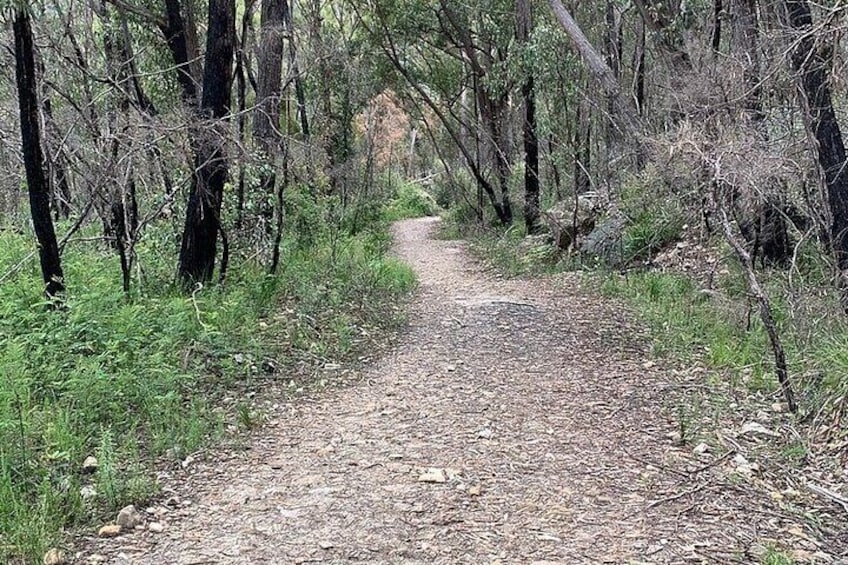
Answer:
[1, 0, 848, 562]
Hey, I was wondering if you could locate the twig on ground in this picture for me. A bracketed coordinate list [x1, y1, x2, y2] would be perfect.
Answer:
[806, 482, 848, 514]
[627, 481, 711, 519]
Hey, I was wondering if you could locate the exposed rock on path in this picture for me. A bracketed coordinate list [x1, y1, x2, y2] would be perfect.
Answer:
[77, 217, 843, 564]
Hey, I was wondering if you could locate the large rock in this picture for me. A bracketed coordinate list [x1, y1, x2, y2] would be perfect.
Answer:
[543, 193, 599, 250]
[580, 213, 628, 264]
[116, 505, 142, 529]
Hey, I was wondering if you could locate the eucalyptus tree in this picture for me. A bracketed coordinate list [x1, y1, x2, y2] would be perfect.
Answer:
[10, 2, 65, 298]
[360, 0, 517, 224]
[177, 0, 236, 285]
[784, 0, 848, 306]
[516, 0, 540, 233]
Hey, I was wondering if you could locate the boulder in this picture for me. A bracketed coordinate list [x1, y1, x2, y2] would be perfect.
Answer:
[580, 213, 628, 264]
[543, 193, 599, 250]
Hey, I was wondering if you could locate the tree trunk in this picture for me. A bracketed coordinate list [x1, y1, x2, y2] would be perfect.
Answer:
[712, 0, 723, 52]
[254, 0, 285, 219]
[547, 0, 642, 142]
[282, 0, 310, 138]
[733, 0, 764, 123]
[14, 8, 65, 298]
[634, 18, 647, 116]
[161, 0, 199, 106]
[177, 0, 235, 285]
[785, 0, 848, 305]
[234, 1, 253, 228]
[574, 98, 592, 194]
[517, 0, 540, 233]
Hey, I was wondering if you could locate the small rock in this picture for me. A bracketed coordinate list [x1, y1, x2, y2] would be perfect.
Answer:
[80, 485, 97, 500]
[98, 524, 122, 538]
[116, 505, 142, 529]
[418, 468, 447, 483]
[741, 421, 779, 437]
[692, 442, 710, 455]
[43, 548, 66, 565]
[733, 454, 759, 476]
[468, 485, 482, 496]
[148, 522, 164, 533]
[446, 364, 457, 372]
[82, 456, 98, 474]
[319, 541, 334, 550]
[771, 402, 789, 413]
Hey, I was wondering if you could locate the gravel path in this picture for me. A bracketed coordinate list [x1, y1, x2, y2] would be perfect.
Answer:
[78, 217, 843, 564]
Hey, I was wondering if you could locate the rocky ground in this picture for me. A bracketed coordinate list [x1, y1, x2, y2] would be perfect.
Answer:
[72, 217, 847, 564]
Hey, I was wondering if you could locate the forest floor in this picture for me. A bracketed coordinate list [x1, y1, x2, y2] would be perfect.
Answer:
[75, 217, 847, 564]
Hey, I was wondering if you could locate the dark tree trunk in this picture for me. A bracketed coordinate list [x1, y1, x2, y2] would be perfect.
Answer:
[786, 0, 848, 301]
[282, 0, 310, 138]
[712, 0, 723, 52]
[517, 0, 540, 233]
[635, 18, 647, 115]
[161, 0, 199, 106]
[14, 8, 65, 298]
[177, 0, 235, 285]
[574, 99, 592, 194]
[235, 0, 255, 228]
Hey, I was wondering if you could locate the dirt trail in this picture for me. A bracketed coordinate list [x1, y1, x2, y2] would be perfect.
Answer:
[79, 217, 839, 564]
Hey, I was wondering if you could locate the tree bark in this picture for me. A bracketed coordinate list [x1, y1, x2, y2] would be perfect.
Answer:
[162, 0, 199, 106]
[282, 0, 310, 138]
[785, 0, 848, 305]
[517, 0, 540, 233]
[733, 0, 764, 123]
[177, 0, 235, 285]
[547, 0, 642, 142]
[14, 7, 65, 298]
[254, 0, 286, 216]
[712, 0, 723, 52]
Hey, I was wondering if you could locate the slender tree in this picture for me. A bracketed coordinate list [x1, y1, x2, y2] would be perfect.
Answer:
[785, 0, 848, 305]
[255, 0, 286, 211]
[516, 0, 540, 233]
[13, 5, 65, 298]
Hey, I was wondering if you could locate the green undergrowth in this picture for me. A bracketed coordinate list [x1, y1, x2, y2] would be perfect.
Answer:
[599, 263, 848, 413]
[453, 222, 572, 277]
[0, 212, 415, 562]
[382, 178, 441, 222]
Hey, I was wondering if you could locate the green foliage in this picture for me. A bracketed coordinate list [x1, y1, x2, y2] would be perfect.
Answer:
[600, 271, 769, 375]
[383, 179, 440, 222]
[619, 166, 687, 262]
[761, 547, 794, 565]
[467, 226, 571, 277]
[0, 219, 415, 563]
[599, 263, 848, 420]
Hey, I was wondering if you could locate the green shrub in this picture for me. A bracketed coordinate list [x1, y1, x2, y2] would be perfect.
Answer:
[618, 165, 687, 262]
[383, 180, 440, 221]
